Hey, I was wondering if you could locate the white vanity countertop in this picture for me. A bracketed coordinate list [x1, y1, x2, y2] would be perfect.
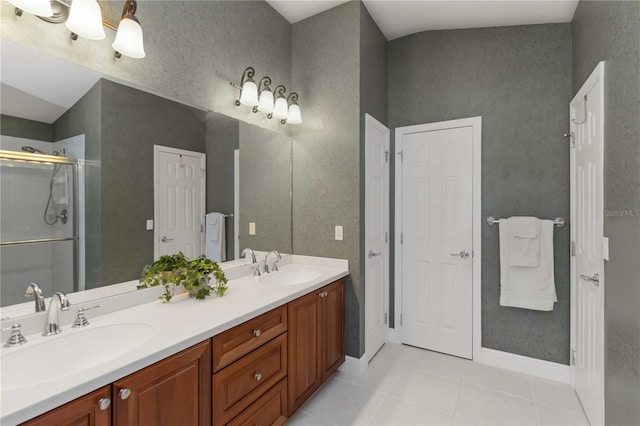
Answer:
[0, 255, 348, 425]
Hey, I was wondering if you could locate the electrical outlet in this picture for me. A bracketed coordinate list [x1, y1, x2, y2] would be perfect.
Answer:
[146, 219, 154, 230]
[249, 222, 256, 235]
[335, 225, 343, 241]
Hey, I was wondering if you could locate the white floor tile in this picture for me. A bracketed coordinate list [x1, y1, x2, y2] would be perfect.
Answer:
[287, 410, 334, 425]
[404, 348, 473, 380]
[369, 395, 454, 425]
[386, 366, 461, 416]
[531, 377, 584, 412]
[455, 383, 538, 425]
[335, 357, 402, 394]
[300, 377, 385, 425]
[372, 343, 416, 365]
[463, 362, 534, 400]
[537, 403, 590, 426]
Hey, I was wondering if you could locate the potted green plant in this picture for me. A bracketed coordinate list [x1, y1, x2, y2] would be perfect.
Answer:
[139, 252, 228, 302]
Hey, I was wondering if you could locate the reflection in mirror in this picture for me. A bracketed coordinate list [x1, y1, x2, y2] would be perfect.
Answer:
[0, 40, 292, 316]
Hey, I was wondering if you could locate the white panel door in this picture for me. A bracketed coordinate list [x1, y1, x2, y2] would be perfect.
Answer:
[365, 114, 389, 362]
[401, 126, 473, 359]
[154, 146, 206, 259]
[571, 63, 604, 426]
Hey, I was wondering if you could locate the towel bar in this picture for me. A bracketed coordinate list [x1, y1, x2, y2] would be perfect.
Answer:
[486, 216, 565, 227]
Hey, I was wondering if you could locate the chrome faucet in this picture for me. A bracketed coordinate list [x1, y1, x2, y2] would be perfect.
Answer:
[242, 248, 261, 276]
[25, 283, 46, 312]
[264, 250, 281, 274]
[43, 292, 71, 336]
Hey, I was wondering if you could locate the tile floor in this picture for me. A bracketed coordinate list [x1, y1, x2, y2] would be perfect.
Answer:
[287, 343, 590, 426]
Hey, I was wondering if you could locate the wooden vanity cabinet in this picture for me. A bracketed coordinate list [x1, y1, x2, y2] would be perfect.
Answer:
[112, 340, 211, 426]
[21, 386, 111, 426]
[288, 278, 345, 416]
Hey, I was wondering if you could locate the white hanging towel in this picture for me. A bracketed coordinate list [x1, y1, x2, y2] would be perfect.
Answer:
[205, 212, 226, 263]
[499, 217, 557, 311]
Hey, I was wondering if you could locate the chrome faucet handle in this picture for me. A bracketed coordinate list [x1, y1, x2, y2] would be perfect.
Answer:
[72, 305, 100, 328]
[25, 283, 46, 312]
[250, 263, 262, 277]
[3, 323, 27, 347]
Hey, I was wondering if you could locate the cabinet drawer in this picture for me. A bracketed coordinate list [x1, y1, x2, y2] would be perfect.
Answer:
[213, 305, 287, 372]
[213, 333, 287, 425]
[226, 378, 287, 426]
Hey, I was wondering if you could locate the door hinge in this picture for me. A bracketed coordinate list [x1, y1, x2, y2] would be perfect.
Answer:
[384, 313, 388, 325]
[400, 233, 403, 244]
[400, 314, 403, 326]
[200, 224, 203, 233]
[571, 241, 576, 257]
[385, 150, 390, 163]
[385, 232, 388, 244]
[571, 349, 576, 365]
[398, 150, 403, 163]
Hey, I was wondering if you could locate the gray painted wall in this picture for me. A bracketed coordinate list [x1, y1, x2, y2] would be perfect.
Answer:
[572, 2, 640, 424]
[388, 24, 573, 364]
[0, 1, 292, 137]
[1, 115, 53, 141]
[206, 114, 239, 261]
[54, 81, 103, 289]
[292, 1, 363, 357]
[239, 122, 292, 255]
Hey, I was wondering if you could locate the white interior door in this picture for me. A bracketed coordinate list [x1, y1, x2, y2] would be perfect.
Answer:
[571, 62, 605, 426]
[365, 114, 389, 362]
[399, 123, 474, 359]
[154, 146, 206, 259]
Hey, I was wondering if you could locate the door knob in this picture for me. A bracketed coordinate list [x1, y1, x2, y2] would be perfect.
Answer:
[368, 250, 381, 259]
[450, 250, 470, 259]
[579, 273, 600, 286]
[160, 236, 174, 243]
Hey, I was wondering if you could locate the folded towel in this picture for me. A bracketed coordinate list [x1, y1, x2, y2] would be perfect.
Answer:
[499, 219, 557, 311]
[509, 216, 540, 267]
[205, 213, 225, 262]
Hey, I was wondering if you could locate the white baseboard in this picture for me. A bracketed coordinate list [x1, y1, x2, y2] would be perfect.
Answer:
[386, 327, 401, 344]
[475, 347, 571, 383]
[338, 355, 368, 376]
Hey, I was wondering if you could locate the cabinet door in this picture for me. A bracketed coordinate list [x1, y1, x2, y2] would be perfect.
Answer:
[113, 340, 211, 426]
[287, 290, 322, 416]
[21, 386, 111, 426]
[321, 278, 345, 381]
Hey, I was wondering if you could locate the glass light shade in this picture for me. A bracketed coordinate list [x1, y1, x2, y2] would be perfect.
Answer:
[112, 17, 146, 59]
[273, 97, 288, 119]
[65, 0, 105, 40]
[257, 90, 274, 113]
[287, 104, 302, 124]
[239, 80, 259, 106]
[8, 0, 53, 16]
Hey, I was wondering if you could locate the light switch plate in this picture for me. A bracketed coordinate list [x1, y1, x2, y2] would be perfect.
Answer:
[335, 225, 343, 241]
[146, 219, 153, 230]
[249, 222, 256, 235]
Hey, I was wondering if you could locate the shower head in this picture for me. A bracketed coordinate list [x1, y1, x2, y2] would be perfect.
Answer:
[21, 146, 55, 156]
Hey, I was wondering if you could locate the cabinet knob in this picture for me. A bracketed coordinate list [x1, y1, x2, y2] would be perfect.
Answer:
[324, 291, 328, 297]
[119, 388, 132, 400]
[319, 292, 324, 298]
[254, 373, 262, 381]
[98, 398, 111, 411]
[253, 329, 261, 337]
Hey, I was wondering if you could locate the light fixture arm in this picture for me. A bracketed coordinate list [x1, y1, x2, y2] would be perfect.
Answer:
[233, 67, 256, 106]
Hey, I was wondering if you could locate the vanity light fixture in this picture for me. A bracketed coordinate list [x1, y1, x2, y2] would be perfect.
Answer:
[235, 67, 259, 107]
[9, 0, 145, 59]
[285, 92, 302, 125]
[254, 77, 274, 114]
[272, 85, 289, 120]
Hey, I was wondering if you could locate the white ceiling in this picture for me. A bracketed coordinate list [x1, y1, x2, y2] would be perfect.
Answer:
[266, 0, 580, 40]
[0, 40, 101, 123]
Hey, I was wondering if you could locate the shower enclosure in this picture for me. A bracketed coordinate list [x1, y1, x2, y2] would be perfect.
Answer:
[1, 147, 79, 307]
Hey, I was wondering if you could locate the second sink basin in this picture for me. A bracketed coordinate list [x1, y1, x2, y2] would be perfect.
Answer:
[259, 269, 321, 286]
[1, 322, 155, 391]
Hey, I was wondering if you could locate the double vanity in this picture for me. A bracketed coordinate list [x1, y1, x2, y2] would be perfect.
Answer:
[0, 255, 349, 425]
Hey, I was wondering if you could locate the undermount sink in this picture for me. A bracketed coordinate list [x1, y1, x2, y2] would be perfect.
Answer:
[1, 322, 154, 391]
[259, 269, 321, 286]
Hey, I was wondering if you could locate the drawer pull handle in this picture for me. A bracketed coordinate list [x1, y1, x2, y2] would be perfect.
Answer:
[98, 398, 111, 411]
[253, 329, 261, 337]
[254, 373, 262, 381]
[119, 388, 132, 400]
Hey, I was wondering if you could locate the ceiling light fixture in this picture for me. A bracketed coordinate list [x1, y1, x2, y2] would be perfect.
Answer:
[272, 85, 289, 120]
[111, 0, 145, 58]
[65, 0, 105, 40]
[285, 93, 302, 125]
[8, 0, 53, 17]
[254, 77, 274, 115]
[234, 67, 259, 107]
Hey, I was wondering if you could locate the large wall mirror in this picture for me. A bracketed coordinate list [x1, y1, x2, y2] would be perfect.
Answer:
[0, 40, 293, 316]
